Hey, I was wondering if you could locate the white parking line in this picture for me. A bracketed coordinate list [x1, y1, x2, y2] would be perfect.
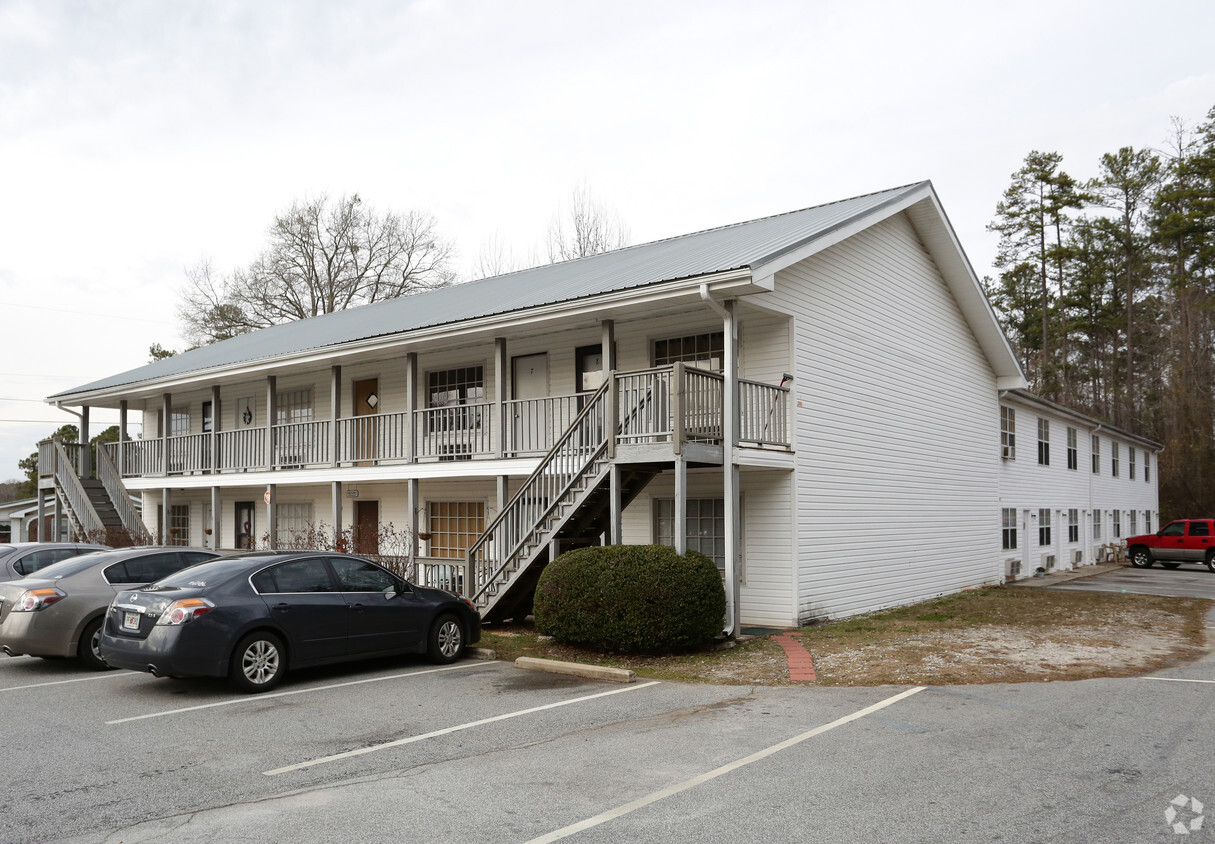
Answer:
[264, 680, 663, 776]
[525, 685, 927, 844]
[107, 661, 489, 725]
[1, 672, 138, 692]
[1141, 677, 1215, 685]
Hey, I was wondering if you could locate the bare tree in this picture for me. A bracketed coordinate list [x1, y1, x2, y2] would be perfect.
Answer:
[178, 193, 455, 346]
[545, 183, 631, 263]
[473, 230, 532, 279]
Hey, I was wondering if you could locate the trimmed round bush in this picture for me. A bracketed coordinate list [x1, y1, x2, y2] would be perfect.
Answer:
[533, 545, 726, 653]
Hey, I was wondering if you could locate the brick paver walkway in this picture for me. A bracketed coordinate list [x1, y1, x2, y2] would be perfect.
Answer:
[771, 631, 817, 682]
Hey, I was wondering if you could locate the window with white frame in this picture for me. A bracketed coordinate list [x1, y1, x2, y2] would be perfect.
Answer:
[275, 503, 314, 547]
[653, 332, 724, 372]
[1113, 510, 1121, 538]
[655, 498, 728, 571]
[1091, 435, 1100, 474]
[1037, 418, 1050, 465]
[1145, 512, 1152, 532]
[1068, 509, 1079, 543]
[1112, 442, 1120, 477]
[426, 366, 485, 432]
[168, 504, 189, 546]
[1001, 508, 1017, 550]
[1144, 450, 1150, 482]
[427, 501, 485, 560]
[1001, 407, 1016, 460]
[1129, 446, 1136, 479]
[276, 389, 314, 424]
[170, 410, 189, 437]
[1066, 427, 1078, 470]
[1129, 510, 1137, 535]
[1038, 508, 1051, 546]
[1093, 509, 1102, 540]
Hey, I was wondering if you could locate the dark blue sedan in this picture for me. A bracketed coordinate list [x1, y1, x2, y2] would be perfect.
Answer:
[99, 552, 481, 692]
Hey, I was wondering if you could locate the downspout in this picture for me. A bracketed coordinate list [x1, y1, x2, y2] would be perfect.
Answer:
[701, 284, 739, 636]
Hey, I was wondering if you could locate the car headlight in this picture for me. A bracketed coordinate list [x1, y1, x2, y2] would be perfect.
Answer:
[155, 598, 215, 626]
[13, 588, 66, 612]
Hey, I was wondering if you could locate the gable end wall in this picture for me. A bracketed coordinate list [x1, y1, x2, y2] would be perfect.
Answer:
[759, 212, 1002, 622]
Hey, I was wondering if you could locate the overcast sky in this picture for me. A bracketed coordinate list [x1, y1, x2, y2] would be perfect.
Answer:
[2, 0, 1214, 484]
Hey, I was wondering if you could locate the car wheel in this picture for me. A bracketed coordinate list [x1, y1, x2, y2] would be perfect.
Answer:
[1129, 548, 1153, 568]
[1207, 551, 1215, 574]
[77, 617, 113, 671]
[1161, 562, 1182, 570]
[229, 632, 286, 693]
[427, 613, 464, 664]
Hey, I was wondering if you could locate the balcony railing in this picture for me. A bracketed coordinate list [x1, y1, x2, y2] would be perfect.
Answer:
[101, 366, 792, 478]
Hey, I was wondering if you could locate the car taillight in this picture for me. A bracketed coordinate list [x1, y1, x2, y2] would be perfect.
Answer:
[156, 598, 215, 626]
[14, 588, 66, 612]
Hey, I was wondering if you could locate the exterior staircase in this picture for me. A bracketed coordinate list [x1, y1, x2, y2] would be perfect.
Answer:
[44, 437, 148, 544]
[468, 371, 686, 622]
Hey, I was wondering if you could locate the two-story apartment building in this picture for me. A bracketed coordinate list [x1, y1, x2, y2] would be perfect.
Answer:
[36, 181, 1161, 631]
[997, 390, 1160, 578]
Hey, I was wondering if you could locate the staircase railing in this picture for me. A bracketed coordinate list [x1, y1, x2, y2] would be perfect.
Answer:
[96, 443, 150, 541]
[468, 378, 612, 605]
[49, 439, 105, 538]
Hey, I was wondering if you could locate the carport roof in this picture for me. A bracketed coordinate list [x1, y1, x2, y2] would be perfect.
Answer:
[50, 181, 936, 400]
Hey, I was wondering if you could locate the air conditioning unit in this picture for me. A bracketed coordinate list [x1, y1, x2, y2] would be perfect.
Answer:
[1074, 549, 1083, 565]
[1001, 446, 1014, 460]
[1005, 558, 1021, 578]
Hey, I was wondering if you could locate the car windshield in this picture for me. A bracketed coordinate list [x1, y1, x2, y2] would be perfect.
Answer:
[148, 557, 254, 589]
[26, 551, 112, 579]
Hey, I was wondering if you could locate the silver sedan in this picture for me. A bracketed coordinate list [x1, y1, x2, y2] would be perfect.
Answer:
[0, 547, 217, 669]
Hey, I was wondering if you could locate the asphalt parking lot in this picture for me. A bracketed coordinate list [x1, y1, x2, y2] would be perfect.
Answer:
[7, 579, 1215, 844]
[1046, 561, 1215, 599]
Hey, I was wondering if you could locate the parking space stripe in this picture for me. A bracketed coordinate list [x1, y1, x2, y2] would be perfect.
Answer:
[263, 680, 663, 776]
[1141, 677, 1215, 685]
[1, 672, 138, 692]
[106, 661, 489, 725]
[524, 686, 927, 844]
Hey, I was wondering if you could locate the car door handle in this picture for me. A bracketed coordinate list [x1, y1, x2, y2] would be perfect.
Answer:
[273, 603, 290, 611]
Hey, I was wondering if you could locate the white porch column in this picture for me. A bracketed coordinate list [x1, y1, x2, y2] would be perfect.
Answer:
[265, 377, 277, 471]
[674, 454, 687, 554]
[210, 486, 220, 550]
[723, 299, 740, 635]
[53, 495, 62, 541]
[601, 319, 615, 380]
[406, 478, 419, 563]
[161, 393, 171, 476]
[404, 353, 417, 464]
[79, 405, 91, 476]
[609, 464, 622, 545]
[331, 481, 343, 543]
[161, 488, 170, 544]
[210, 385, 221, 473]
[330, 365, 341, 468]
[36, 489, 46, 542]
[118, 400, 128, 477]
[265, 484, 277, 550]
[495, 338, 507, 458]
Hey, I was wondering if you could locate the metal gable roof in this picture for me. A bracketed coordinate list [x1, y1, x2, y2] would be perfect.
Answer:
[50, 182, 928, 399]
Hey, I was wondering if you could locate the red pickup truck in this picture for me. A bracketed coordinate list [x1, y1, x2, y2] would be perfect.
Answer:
[1126, 519, 1215, 571]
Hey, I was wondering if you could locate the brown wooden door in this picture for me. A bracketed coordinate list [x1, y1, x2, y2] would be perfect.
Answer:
[353, 378, 379, 465]
[354, 500, 380, 555]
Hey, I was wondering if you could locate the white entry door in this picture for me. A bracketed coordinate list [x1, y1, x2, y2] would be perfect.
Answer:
[512, 354, 549, 452]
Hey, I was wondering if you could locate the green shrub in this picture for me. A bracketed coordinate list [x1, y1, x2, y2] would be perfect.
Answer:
[534, 545, 726, 653]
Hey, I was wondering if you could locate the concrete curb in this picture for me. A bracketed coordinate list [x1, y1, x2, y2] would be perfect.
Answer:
[515, 656, 636, 683]
[467, 647, 497, 660]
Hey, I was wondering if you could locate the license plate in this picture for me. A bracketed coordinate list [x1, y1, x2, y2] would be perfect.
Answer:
[122, 611, 141, 631]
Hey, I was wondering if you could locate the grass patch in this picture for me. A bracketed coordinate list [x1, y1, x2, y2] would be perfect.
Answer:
[477, 586, 1211, 686]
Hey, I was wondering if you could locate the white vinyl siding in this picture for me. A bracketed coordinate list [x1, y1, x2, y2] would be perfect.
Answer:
[760, 212, 1001, 622]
